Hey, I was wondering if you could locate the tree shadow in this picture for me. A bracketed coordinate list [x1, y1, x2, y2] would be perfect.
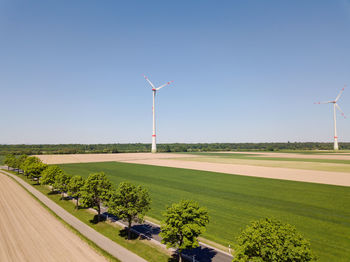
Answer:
[76, 206, 89, 210]
[47, 190, 59, 195]
[60, 196, 71, 201]
[132, 224, 161, 238]
[167, 254, 178, 262]
[89, 214, 106, 224]
[182, 246, 217, 262]
[118, 228, 139, 240]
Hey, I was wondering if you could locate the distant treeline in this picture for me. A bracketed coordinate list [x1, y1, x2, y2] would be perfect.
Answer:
[0, 142, 349, 155]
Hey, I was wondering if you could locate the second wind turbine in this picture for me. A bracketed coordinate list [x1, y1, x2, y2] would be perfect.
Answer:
[144, 75, 174, 153]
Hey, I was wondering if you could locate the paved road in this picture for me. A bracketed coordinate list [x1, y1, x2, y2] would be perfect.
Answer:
[103, 211, 233, 262]
[0, 169, 146, 262]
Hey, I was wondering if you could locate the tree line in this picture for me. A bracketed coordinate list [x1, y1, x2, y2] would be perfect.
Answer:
[3, 154, 316, 262]
[1, 142, 349, 156]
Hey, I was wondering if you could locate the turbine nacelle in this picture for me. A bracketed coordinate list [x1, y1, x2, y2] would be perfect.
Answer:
[143, 75, 174, 91]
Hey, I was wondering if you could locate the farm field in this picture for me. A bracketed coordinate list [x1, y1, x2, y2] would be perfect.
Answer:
[181, 151, 350, 163]
[58, 161, 350, 262]
[37, 152, 350, 186]
[175, 153, 350, 173]
[0, 172, 107, 262]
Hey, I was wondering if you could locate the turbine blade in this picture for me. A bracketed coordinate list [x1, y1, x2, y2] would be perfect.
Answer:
[156, 80, 174, 90]
[335, 103, 347, 118]
[314, 101, 332, 104]
[335, 85, 346, 102]
[143, 75, 155, 89]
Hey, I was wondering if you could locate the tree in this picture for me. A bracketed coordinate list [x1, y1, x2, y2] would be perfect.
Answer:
[80, 172, 113, 222]
[40, 165, 63, 191]
[160, 200, 209, 262]
[108, 181, 151, 239]
[68, 175, 85, 209]
[53, 172, 72, 199]
[17, 154, 28, 173]
[11, 156, 20, 172]
[232, 218, 316, 262]
[22, 156, 47, 181]
[4, 154, 16, 170]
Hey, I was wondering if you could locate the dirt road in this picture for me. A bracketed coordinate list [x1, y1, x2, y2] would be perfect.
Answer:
[0, 173, 107, 262]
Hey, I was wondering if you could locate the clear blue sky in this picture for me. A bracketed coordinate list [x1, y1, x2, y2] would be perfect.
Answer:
[1, 0, 349, 144]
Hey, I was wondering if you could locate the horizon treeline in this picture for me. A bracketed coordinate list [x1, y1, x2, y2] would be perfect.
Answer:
[0, 142, 349, 155]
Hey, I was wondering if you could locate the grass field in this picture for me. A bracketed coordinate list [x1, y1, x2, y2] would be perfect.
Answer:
[231, 150, 350, 154]
[58, 161, 350, 262]
[183, 152, 350, 164]
[176, 152, 350, 173]
[177, 157, 350, 173]
[0, 155, 4, 165]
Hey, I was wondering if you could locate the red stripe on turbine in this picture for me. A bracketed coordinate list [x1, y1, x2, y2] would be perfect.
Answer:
[152, 135, 156, 137]
[334, 136, 338, 139]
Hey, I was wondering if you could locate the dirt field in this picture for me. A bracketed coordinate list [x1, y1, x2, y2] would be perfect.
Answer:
[36, 152, 195, 164]
[0, 174, 106, 262]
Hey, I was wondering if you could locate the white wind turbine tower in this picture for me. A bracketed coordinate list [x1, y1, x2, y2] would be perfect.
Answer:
[143, 75, 174, 153]
[315, 86, 347, 150]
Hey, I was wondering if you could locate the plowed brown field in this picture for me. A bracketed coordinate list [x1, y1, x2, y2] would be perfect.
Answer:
[0, 174, 106, 262]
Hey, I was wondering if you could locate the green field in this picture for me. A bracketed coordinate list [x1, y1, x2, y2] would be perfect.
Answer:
[177, 152, 350, 173]
[0, 155, 4, 165]
[183, 152, 350, 165]
[58, 162, 350, 261]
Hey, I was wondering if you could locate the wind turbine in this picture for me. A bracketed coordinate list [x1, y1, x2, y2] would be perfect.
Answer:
[143, 75, 174, 153]
[315, 86, 346, 150]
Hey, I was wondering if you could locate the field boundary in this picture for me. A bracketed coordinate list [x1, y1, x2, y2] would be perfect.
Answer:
[0, 169, 146, 262]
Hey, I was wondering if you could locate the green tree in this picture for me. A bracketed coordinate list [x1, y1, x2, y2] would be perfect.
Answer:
[233, 218, 316, 262]
[17, 154, 28, 172]
[108, 181, 151, 239]
[22, 156, 47, 182]
[68, 175, 85, 209]
[4, 154, 16, 170]
[160, 200, 209, 262]
[40, 165, 63, 191]
[53, 173, 72, 200]
[11, 156, 20, 173]
[80, 172, 113, 222]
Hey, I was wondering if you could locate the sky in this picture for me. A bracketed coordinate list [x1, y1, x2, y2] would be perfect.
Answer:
[0, 0, 349, 144]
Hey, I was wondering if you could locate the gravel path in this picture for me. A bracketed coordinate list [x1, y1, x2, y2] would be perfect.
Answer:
[0, 169, 146, 262]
